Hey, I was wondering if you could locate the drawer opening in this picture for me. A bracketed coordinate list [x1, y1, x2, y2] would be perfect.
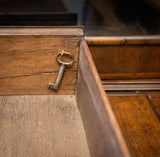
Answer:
[0, 27, 129, 157]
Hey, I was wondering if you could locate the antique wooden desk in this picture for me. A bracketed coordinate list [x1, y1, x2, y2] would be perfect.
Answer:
[86, 36, 160, 157]
[0, 27, 160, 157]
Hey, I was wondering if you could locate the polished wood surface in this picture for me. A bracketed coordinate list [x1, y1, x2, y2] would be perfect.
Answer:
[86, 36, 160, 156]
[0, 27, 82, 95]
[87, 37, 160, 79]
[77, 39, 130, 157]
[108, 92, 160, 157]
[100, 73, 160, 80]
[0, 95, 90, 157]
[86, 36, 160, 80]
[91, 45, 160, 79]
[85, 36, 160, 45]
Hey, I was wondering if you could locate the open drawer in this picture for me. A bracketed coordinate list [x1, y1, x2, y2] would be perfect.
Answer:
[86, 36, 160, 157]
[0, 27, 129, 157]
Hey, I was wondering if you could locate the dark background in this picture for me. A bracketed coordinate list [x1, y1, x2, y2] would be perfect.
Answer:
[0, 0, 160, 35]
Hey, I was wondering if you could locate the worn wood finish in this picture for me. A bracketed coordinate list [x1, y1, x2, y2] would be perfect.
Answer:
[100, 72, 160, 80]
[108, 94, 160, 157]
[0, 26, 84, 36]
[0, 71, 76, 95]
[0, 36, 79, 78]
[85, 36, 160, 45]
[77, 39, 130, 157]
[0, 95, 90, 157]
[103, 79, 160, 91]
[0, 27, 82, 95]
[89, 45, 160, 79]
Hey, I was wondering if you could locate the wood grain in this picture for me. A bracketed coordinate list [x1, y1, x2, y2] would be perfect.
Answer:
[0, 95, 90, 157]
[100, 72, 160, 80]
[0, 26, 84, 36]
[0, 71, 76, 95]
[86, 36, 160, 45]
[0, 27, 82, 95]
[108, 95, 160, 157]
[90, 45, 160, 79]
[0, 36, 79, 78]
[77, 39, 130, 157]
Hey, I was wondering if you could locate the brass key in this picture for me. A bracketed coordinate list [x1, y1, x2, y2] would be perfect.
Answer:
[48, 50, 74, 90]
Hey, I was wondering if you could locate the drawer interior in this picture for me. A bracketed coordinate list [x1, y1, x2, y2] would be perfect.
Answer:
[0, 95, 90, 157]
[0, 27, 129, 157]
[0, 27, 90, 157]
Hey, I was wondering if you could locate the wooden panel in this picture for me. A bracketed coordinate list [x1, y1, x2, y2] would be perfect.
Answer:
[100, 72, 160, 80]
[85, 36, 160, 45]
[89, 45, 160, 79]
[0, 36, 79, 78]
[103, 79, 160, 83]
[77, 39, 130, 157]
[0, 27, 82, 95]
[0, 26, 84, 36]
[0, 71, 76, 95]
[0, 95, 90, 157]
[103, 79, 160, 91]
[108, 95, 160, 157]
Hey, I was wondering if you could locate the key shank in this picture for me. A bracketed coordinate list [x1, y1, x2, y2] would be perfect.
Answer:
[48, 64, 65, 90]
